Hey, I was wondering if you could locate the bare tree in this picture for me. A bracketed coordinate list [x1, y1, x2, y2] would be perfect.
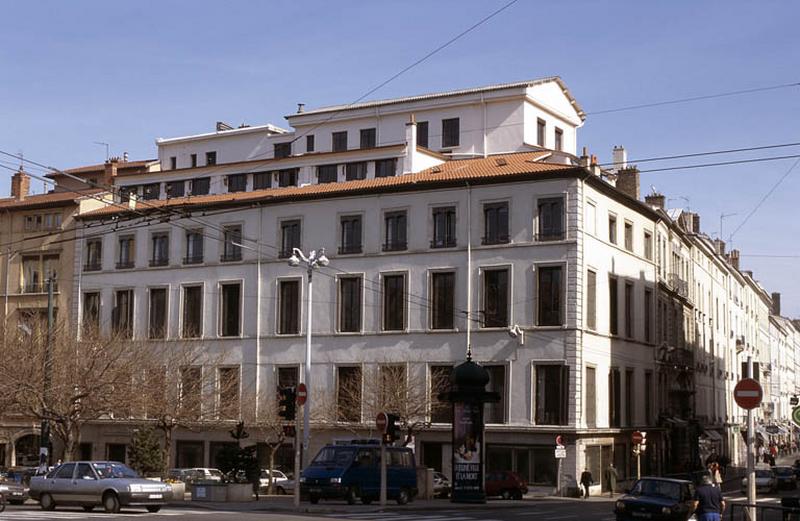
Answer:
[0, 326, 140, 461]
[242, 399, 287, 495]
[317, 362, 450, 446]
[131, 342, 243, 477]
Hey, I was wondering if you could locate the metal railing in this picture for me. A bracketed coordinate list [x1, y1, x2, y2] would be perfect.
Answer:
[430, 238, 456, 249]
[382, 241, 407, 252]
[481, 234, 509, 245]
[21, 282, 58, 294]
[220, 251, 242, 262]
[668, 273, 689, 298]
[183, 254, 204, 265]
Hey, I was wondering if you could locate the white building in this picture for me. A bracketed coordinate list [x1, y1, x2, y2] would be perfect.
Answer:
[61, 77, 796, 492]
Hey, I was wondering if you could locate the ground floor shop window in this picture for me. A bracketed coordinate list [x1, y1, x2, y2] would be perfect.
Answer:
[584, 444, 613, 492]
[176, 440, 204, 468]
[486, 445, 557, 486]
[421, 442, 443, 472]
[209, 441, 237, 470]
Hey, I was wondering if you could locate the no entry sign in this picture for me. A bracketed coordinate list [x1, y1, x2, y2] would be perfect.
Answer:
[734, 378, 763, 410]
[632, 431, 644, 445]
[297, 383, 308, 406]
[376, 412, 388, 433]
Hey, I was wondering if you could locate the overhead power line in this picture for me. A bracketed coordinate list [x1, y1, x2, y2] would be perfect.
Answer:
[586, 81, 800, 115]
[598, 141, 800, 168]
[638, 154, 800, 174]
[727, 157, 800, 242]
[249, 0, 520, 160]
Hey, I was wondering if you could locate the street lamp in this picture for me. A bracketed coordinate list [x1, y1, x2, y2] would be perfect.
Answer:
[288, 247, 329, 464]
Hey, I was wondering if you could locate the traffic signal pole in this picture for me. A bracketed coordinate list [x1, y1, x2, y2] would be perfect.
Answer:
[380, 441, 387, 506]
[746, 355, 755, 521]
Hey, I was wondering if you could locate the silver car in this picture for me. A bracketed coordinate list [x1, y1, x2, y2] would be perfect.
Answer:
[29, 461, 172, 513]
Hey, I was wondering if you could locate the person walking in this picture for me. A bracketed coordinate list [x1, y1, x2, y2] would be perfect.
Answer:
[605, 463, 618, 498]
[691, 474, 726, 521]
[710, 463, 722, 488]
[580, 468, 593, 499]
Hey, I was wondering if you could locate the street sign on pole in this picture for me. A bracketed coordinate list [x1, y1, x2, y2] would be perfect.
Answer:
[555, 435, 564, 446]
[632, 431, 644, 445]
[554, 448, 567, 458]
[734, 378, 763, 410]
[297, 383, 308, 406]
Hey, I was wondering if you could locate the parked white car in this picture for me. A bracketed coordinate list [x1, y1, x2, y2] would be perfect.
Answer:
[259, 470, 294, 494]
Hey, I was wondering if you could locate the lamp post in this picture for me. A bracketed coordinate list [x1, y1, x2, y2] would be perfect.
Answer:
[288, 247, 329, 466]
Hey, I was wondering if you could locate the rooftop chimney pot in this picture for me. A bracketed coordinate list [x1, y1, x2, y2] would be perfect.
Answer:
[297, 103, 305, 113]
[10, 169, 30, 201]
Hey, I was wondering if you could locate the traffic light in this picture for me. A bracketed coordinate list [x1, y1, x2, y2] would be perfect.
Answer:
[278, 387, 297, 421]
[383, 413, 401, 444]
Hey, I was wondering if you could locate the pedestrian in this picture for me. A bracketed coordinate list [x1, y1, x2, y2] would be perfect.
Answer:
[711, 463, 722, 488]
[580, 468, 593, 499]
[718, 454, 730, 477]
[691, 474, 726, 521]
[605, 463, 618, 498]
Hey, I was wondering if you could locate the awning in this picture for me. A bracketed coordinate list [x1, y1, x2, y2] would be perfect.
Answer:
[756, 426, 770, 439]
[702, 430, 723, 442]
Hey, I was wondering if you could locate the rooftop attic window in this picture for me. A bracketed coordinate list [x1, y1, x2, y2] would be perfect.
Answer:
[360, 128, 376, 149]
[332, 131, 348, 152]
[206, 151, 217, 166]
[227, 173, 247, 193]
[274, 142, 292, 159]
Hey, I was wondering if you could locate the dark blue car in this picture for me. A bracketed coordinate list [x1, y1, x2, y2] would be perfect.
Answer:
[300, 444, 417, 505]
[614, 477, 696, 521]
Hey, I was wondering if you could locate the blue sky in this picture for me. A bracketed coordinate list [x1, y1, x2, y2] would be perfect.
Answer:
[1, 0, 798, 315]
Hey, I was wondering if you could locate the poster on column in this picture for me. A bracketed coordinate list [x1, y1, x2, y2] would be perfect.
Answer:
[453, 401, 482, 494]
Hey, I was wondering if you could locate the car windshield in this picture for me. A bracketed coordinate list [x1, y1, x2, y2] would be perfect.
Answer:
[311, 447, 356, 467]
[631, 479, 682, 500]
[774, 467, 793, 476]
[756, 470, 774, 478]
[92, 462, 140, 479]
[209, 469, 223, 477]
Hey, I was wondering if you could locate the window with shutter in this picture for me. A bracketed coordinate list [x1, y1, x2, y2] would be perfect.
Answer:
[586, 270, 597, 330]
[537, 197, 564, 241]
[537, 266, 562, 326]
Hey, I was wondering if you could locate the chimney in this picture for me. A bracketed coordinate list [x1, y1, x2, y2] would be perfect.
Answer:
[122, 151, 129, 162]
[297, 103, 305, 114]
[771, 292, 781, 316]
[580, 146, 590, 167]
[692, 213, 700, 233]
[645, 192, 665, 210]
[10, 169, 30, 200]
[612, 145, 627, 171]
[714, 239, 726, 256]
[403, 114, 419, 174]
[102, 158, 119, 186]
[616, 166, 640, 200]
[728, 249, 740, 270]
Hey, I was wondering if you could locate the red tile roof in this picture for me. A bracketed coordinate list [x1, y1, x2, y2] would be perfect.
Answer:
[0, 188, 104, 210]
[79, 151, 579, 220]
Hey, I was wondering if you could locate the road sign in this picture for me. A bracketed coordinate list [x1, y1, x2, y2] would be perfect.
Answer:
[734, 378, 763, 410]
[632, 431, 644, 445]
[555, 435, 564, 446]
[297, 383, 308, 406]
[793, 407, 800, 427]
[376, 412, 388, 433]
[555, 447, 567, 459]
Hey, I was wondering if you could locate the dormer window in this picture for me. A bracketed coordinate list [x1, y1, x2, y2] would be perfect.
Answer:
[206, 151, 217, 166]
[360, 128, 376, 149]
[442, 118, 460, 148]
[274, 142, 291, 159]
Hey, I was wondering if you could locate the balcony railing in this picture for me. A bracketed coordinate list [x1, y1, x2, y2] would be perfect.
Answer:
[536, 230, 566, 242]
[116, 260, 135, 270]
[338, 244, 363, 255]
[220, 251, 242, 262]
[83, 261, 102, 272]
[481, 234, 509, 245]
[183, 254, 204, 265]
[382, 241, 407, 252]
[149, 257, 169, 267]
[21, 282, 58, 294]
[667, 273, 689, 298]
[430, 238, 456, 249]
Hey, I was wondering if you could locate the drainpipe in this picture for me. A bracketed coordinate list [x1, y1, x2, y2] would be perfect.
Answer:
[465, 182, 473, 359]
[481, 93, 487, 158]
[255, 205, 263, 421]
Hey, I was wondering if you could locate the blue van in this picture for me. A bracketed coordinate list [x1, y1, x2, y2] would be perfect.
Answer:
[300, 443, 418, 504]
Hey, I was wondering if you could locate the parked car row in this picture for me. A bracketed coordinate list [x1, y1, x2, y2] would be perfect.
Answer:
[740, 465, 798, 494]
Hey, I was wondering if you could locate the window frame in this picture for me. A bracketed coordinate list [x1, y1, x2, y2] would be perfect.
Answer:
[276, 277, 302, 336]
[166, 180, 185, 198]
[344, 162, 366, 181]
[274, 142, 292, 159]
[190, 177, 210, 196]
[532, 362, 569, 426]
[482, 201, 510, 245]
[184, 228, 204, 265]
[608, 213, 618, 245]
[148, 286, 169, 339]
[205, 151, 217, 166]
[359, 128, 377, 149]
[84, 238, 103, 271]
[111, 288, 135, 339]
[480, 265, 511, 329]
[554, 127, 563, 151]
[253, 171, 271, 190]
[374, 158, 397, 178]
[624, 220, 634, 252]
[279, 218, 302, 259]
[429, 269, 456, 331]
[441, 118, 460, 148]
[536, 118, 546, 147]
[339, 214, 363, 255]
[536, 263, 565, 327]
[317, 164, 339, 184]
[181, 283, 204, 339]
[586, 269, 597, 331]
[149, 231, 170, 267]
[82, 291, 101, 337]
[536, 195, 566, 242]
[336, 274, 364, 334]
[116, 234, 135, 269]
[332, 131, 348, 152]
[431, 205, 457, 249]
[416, 121, 429, 148]
[336, 365, 363, 423]
[227, 173, 248, 193]
[382, 210, 408, 252]
[221, 224, 243, 262]
[381, 271, 408, 332]
[306, 135, 315, 153]
[218, 280, 243, 338]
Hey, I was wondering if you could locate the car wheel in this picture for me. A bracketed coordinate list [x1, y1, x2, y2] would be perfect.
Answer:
[147, 506, 161, 513]
[361, 495, 373, 505]
[346, 487, 358, 505]
[40, 493, 56, 511]
[309, 492, 321, 504]
[396, 488, 410, 505]
[103, 492, 121, 514]
[82, 505, 95, 512]
[501, 489, 511, 500]
[512, 489, 523, 500]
